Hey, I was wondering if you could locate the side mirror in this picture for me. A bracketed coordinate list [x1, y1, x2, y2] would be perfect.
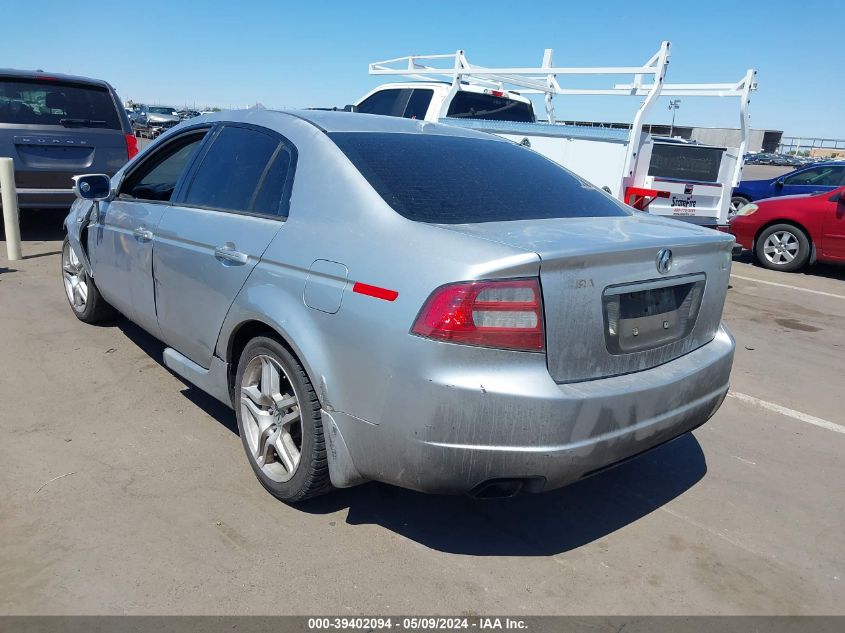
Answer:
[774, 178, 785, 188]
[73, 174, 112, 201]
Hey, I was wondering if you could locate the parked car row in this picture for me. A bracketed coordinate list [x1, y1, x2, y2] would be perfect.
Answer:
[123, 106, 207, 138]
[743, 152, 831, 167]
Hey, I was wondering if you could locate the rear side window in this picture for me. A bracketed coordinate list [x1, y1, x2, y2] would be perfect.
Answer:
[330, 132, 629, 224]
[184, 125, 291, 215]
[357, 88, 433, 119]
[251, 148, 293, 216]
[0, 78, 121, 129]
[446, 92, 535, 123]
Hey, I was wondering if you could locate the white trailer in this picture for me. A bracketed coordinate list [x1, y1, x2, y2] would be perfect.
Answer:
[357, 42, 757, 228]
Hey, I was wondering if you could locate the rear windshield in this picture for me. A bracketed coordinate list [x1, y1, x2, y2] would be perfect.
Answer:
[446, 91, 535, 123]
[0, 78, 121, 129]
[648, 143, 724, 183]
[330, 132, 629, 224]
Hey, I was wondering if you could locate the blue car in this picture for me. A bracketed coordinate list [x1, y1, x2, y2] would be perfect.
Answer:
[731, 161, 845, 215]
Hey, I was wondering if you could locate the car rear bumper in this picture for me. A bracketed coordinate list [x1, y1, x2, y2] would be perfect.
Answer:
[0, 187, 75, 210]
[329, 324, 735, 495]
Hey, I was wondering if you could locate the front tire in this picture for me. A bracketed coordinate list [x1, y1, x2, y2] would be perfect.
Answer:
[61, 238, 117, 323]
[234, 336, 332, 503]
[730, 196, 751, 218]
[754, 224, 811, 272]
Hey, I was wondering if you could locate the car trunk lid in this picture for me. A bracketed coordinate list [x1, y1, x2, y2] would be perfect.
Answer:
[436, 214, 734, 382]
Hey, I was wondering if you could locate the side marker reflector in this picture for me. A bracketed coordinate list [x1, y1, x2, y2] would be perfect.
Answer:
[352, 282, 398, 302]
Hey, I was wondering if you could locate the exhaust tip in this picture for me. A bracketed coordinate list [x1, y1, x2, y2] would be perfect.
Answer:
[469, 479, 525, 499]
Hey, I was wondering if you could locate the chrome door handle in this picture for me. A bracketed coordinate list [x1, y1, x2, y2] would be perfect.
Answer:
[133, 227, 153, 241]
[214, 243, 248, 265]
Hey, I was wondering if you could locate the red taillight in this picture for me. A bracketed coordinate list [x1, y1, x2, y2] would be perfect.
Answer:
[125, 133, 139, 160]
[411, 279, 544, 352]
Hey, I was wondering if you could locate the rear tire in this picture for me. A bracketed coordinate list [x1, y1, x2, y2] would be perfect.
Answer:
[61, 238, 117, 323]
[234, 336, 332, 503]
[754, 224, 811, 272]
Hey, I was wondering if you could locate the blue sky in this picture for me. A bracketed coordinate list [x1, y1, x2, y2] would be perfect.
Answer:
[3, 0, 842, 138]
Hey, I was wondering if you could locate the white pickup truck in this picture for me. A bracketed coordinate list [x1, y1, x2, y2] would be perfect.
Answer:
[352, 42, 757, 228]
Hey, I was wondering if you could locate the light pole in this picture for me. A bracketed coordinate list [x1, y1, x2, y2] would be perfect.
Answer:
[668, 99, 681, 137]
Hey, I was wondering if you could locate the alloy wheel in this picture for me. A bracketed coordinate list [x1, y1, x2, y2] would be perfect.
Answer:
[239, 354, 302, 482]
[762, 230, 800, 265]
[62, 242, 89, 312]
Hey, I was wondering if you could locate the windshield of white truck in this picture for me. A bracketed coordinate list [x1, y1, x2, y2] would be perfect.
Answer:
[446, 91, 535, 123]
[330, 132, 630, 223]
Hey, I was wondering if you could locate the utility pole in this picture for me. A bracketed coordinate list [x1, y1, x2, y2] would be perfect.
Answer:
[668, 99, 681, 137]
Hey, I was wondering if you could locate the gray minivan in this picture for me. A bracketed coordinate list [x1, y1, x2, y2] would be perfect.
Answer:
[0, 69, 137, 210]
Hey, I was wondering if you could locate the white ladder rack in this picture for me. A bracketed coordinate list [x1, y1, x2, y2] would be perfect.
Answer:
[369, 42, 757, 188]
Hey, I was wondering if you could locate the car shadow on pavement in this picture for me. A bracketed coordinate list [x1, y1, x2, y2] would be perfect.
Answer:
[733, 250, 845, 282]
[299, 432, 706, 556]
[117, 320, 238, 435]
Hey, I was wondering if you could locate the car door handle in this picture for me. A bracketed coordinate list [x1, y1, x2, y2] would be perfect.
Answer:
[214, 243, 249, 265]
[133, 227, 153, 242]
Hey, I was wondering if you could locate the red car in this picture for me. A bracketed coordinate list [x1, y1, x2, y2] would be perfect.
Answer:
[729, 186, 845, 272]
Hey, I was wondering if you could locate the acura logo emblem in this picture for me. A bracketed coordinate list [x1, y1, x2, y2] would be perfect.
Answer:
[656, 249, 673, 274]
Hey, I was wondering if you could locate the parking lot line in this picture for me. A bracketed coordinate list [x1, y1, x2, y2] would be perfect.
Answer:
[730, 273, 845, 300]
[727, 391, 845, 435]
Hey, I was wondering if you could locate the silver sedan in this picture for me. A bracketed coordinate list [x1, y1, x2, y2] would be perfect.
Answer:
[63, 109, 735, 502]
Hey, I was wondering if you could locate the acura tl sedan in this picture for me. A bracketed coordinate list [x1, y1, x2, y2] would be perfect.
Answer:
[62, 110, 736, 502]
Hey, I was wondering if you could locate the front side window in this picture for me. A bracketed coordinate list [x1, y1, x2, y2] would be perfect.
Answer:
[446, 91, 535, 123]
[0, 78, 121, 129]
[183, 125, 290, 215]
[784, 166, 845, 186]
[330, 132, 629, 224]
[120, 131, 207, 201]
